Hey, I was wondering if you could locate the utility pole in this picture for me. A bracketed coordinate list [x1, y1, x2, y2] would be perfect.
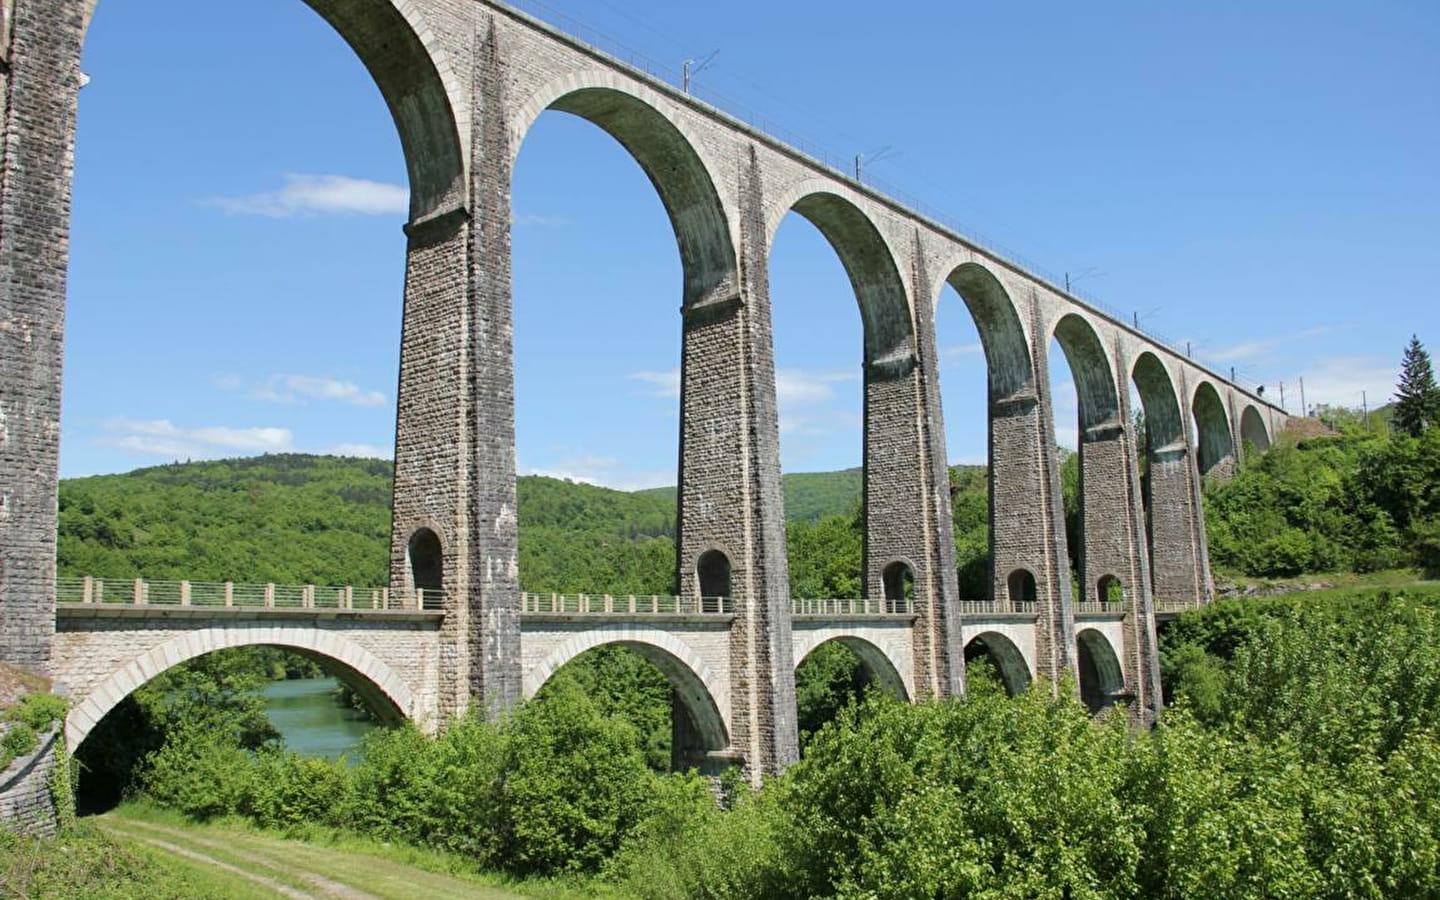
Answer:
[1362, 390, 1369, 430]
[682, 50, 718, 94]
[1280, 381, 1286, 411]
[854, 145, 897, 182]
[1300, 377, 1307, 417]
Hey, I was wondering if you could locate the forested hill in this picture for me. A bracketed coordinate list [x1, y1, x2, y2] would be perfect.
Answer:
[55, 454, 865, 591]
[636, 467, 864, 524]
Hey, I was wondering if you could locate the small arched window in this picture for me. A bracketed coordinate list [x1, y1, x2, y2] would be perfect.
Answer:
[882, 561, 915, 614]
[1096, 574, 1124, 604]
[408, 528, 443, 611]
[1007, 568, 1037, 606]
[697, 549, 731, 613]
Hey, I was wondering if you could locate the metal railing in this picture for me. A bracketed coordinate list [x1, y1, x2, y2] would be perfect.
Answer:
[1073, 601, 1127, 615]
[520, 592, 731, 615]
[791, 598, 913, 617]
[958, 600, 1039, 617]
[1153, 599, 1204, 615]
[56, 577, 441, 612]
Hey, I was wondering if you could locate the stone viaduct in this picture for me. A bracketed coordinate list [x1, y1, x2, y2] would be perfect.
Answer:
[0, 0, 1288, 784]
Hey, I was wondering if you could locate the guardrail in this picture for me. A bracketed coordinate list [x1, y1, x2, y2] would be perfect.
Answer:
[1073, 601, 1128, 615]
[791, 598, 913, 616]
[958, 600, 1039, 617]
[56, 577, 441, 612]
[520, 592, 732, 615]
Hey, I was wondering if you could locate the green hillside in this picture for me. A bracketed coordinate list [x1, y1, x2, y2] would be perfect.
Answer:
[635, 466, 863, 523]
[58, 455, 677, 593]
[55, 455, 1008, 597]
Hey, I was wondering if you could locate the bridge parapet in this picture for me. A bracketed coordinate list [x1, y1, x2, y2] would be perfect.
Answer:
[520, 592, 732, 616]
[57, 577, 441, 613]
[791, 598, 914, 618]
[958, 600, 1039, 618]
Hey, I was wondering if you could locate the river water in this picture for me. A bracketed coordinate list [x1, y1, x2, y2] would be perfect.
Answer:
[262, 677, 377, 760]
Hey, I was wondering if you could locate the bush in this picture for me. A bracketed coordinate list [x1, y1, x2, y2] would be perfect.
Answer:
[141, 721, 256, 820]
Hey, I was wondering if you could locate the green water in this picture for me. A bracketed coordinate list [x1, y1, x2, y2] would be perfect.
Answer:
[262, 677, 377, 761]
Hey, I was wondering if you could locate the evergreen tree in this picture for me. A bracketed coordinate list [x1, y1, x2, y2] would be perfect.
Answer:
[1393, 335, 1440, 437]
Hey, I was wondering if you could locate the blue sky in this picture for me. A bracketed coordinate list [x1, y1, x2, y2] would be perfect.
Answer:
[62, 0, 1439, 488]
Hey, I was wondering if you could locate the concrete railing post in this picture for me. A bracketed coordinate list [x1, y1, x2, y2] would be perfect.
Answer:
[179, 581, 190, 606]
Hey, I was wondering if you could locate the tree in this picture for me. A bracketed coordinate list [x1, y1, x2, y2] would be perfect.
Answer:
[1394, 335, 1440, 438]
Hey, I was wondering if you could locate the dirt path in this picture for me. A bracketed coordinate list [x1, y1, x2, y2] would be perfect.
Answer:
[95, 813, 538, 900]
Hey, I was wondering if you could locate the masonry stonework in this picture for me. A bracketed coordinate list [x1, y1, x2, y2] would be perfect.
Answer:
[1, 0, 1291, 808]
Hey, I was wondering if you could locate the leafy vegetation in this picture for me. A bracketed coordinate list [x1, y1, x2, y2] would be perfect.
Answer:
[1395, 334, 1440, 438]
[1204, 427, 1440, 578]
[105, 584, 1440, 896]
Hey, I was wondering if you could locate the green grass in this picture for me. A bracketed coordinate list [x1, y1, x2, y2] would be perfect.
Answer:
[0, 820, 269, 900]
[97, 803, 627, 900]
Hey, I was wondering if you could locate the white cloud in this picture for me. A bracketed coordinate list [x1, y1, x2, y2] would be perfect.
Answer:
[940, 342, 984, 365]
[329, 443, 392, 460]
[1282, 355, 1398, 414]
[629, 369, 681, 399]
[776, 368, 858, 409]
[513, 212, 569, 228]
[1209, 326, 1332, 363]
[520, 452, 672, 492]
[208, 173, 408, 218]
[97, 418, 292, 460]
[244, 374, 386, 408]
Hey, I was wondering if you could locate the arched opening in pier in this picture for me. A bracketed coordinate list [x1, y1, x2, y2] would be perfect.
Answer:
[1240, 405, 1272, 455]
[1096, 573, 1124, 605]
[530, 639, 731, 774]
[963, 631, 1032, 697]
[406, 528, 443, 610]
[794, 637, 908, 750]
[1049, 314, 1124, 600]
[1007, 568, 1038, 605]
[512, 84, 739, 598]
[1076, 629, 1125, 714]
[768, 195, 885, 600]
[1192, 381, 1235, 479]
[1131, 353, 1190, 602]
[696, 549, 732, 613]
[882, 560, 915, 613]
[936, 263, 1037, 602]
[72, 643, 405, 815]
[67, 4, 436, 551]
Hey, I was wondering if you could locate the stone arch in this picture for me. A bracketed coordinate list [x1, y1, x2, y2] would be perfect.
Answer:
[1096, 573, 1124, 604]
[695, 548, 732, 612]
[66, 627, 413, 750]
[1132, 353, 1186, 453]
[407, 527, 443, 610]
[769, 188, 914, 364]
[939, 262, 1034, 400]
[1050, 314, 1120, 433]
[523, 628, 730, 754]
[881, 559, 916, 613]
[83, 0, 466, 221]
[1192, 381, 1235, 476]
[1007, 568, 1038, 604]
[792, 633, 911, 701]
[1076, 628, 1124, 713]
[511, 72, 737, 309]
[963, 631, 1032, 697]
[1240, 405, 1272, 453]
